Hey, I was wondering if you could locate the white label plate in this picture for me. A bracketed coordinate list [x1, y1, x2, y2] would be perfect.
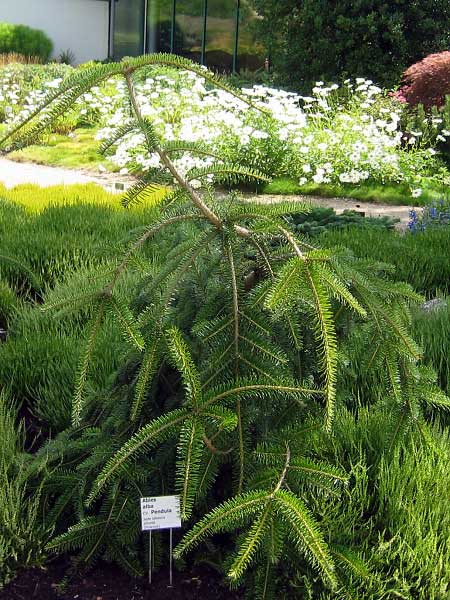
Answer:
[140, 496, 182, 531]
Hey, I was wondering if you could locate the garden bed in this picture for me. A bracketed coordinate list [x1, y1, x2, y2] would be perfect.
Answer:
[0, 561, 240, 600]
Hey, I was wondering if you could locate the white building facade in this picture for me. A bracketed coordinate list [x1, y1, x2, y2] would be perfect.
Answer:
[0, 0, 264, 72]
[0, 0, 110, 64]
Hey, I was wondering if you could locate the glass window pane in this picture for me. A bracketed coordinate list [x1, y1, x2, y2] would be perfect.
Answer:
[205, 0, 236, 72]
[114, 0, 146, 59]
[174, 0, 203, 62]
[147, 0, 174, 53]
[238, 0, 265, 72]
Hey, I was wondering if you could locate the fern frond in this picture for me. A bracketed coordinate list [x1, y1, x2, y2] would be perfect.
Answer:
[315, 264, 367, 318]
[107, 295, 144, 351]
[228, 200, 311, 220]
[166, 327, 202, 409]
[87, 408, 188, 505]
[288, 458, 348, 488]
[131, 334, 162, 421]
[421, 387, 450, 411]
[200, 405, 238, 432]
[174, 490, 269, 557]
[46, 516, 108, 552]
[331, 546, 370, 581]
[203, 380, 322, 408]
[72, 301, 106, 427]
[187, 163, 271, 186]
[0, 62, 124, 149]
[228, 503, 272, 581]
[99, 120, 139, 155]
[304, 265, 338, 430]
[265, 258, 304, 313]
[121, 171, 169, 208]
[274, 489, 337, 589]
[164, 139, 222, 161]
[176, 419, 205, 519]
[121, 54, 268, 113]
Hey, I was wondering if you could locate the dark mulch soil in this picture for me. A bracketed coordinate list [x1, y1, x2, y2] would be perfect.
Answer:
[0, 561, 241, 600]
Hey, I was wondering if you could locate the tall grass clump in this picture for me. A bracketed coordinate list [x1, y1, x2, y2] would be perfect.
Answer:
[320, 226, 450, 296]
[0, 264, 141, 432]
[0, 52, 42, 66]
[0, 278, 18, 327]
[0, 392, 47, 586]
[0, 197, 158, 293]
[302, 408, 450, 600]
[413, 297, 450, 395]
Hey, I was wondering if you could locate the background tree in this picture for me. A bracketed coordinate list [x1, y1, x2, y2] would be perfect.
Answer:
[251, 0, 450, 89]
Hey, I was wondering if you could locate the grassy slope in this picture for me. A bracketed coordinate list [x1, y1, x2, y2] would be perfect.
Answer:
[6, 128, 116, 172]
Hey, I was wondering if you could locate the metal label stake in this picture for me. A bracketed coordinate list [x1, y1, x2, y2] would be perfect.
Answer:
[169, 528, 173, 587]
[148, 530, 152, 584]
[140, 495, 181, 588]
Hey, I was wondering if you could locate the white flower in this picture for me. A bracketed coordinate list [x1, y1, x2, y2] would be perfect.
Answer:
[313, 173, 325, 184]
[302, 164, 311, 173]
[411, 188, 422, 198]
[252, 130, 269, 139]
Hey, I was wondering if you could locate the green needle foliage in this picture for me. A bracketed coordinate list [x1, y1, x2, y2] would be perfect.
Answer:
[2, 55, 449, 597]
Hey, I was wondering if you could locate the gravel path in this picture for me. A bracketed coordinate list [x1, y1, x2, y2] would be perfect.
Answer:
[245, 192, 414, 229]
[0, 157, 132, 192]
[0, 157, 413, 228]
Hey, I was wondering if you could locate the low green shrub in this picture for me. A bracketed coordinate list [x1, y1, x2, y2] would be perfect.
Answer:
[0, 182, 165, 213]
[0, 22, 53, 62]
[286, 206, 397, 236]
[320, 226, 450, 296]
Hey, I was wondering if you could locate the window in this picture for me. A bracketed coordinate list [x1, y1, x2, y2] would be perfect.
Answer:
[147, 0, 174, 53]
[205, 0, 236, 72]
[114, 0, 146, 59]
[237, 0, 265, 72]
[111, 0, 263, 72]
[174, 0, 203, 62]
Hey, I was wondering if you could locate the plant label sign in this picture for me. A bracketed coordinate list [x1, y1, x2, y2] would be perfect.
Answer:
[140, 496, 181, 531]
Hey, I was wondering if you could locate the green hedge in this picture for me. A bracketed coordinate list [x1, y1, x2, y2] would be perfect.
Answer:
[0, 22, 53, 62]
[252, 0, 450, 89]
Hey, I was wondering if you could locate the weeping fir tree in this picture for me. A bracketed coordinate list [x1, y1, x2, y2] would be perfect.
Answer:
[2, 55, 450, 598]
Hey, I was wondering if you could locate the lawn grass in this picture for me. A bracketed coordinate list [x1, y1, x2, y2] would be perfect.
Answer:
[263, 177, 446, 206]
[0, 183, 121, 213]
[6, 128, 114, 172]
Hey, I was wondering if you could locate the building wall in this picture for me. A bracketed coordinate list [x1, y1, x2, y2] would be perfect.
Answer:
[0, 0, 109, 64]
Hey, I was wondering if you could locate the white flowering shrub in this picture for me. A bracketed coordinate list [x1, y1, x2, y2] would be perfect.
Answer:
[95, 73, 448, 193]
[0, 63, 72, 123]
[3, 65, 449, 194]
